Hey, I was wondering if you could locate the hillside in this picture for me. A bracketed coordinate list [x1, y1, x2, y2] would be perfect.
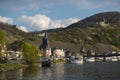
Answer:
[0, 22, 30, 44]
[67, 11, 120, 28]
[27, 11, 120, 53]
[46, 11, 120, 52]
[0, 11, 120, 53]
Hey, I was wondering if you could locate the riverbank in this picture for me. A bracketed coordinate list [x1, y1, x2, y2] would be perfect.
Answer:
[0, 63, 28, 72]
[53, 59, 67, 63]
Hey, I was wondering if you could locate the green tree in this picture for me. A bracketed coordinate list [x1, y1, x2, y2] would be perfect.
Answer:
[0, 30, 5, 59]
[0, 30, 5, 45]
[20, 42, 41, 64]
[0, 30, 5, 63]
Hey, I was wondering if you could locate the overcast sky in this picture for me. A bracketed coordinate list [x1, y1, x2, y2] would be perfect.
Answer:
[0, 0, 120, 32]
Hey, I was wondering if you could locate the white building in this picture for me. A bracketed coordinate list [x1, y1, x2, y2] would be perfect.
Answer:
[6, 51, 22, 60]
[44, 48, 52, 58]
[53, 48, 65, 59]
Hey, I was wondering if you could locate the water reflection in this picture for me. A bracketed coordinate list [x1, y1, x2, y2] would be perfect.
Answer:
[22, 66, 39, 80]
[0, 68, 23, 80]
[0, 62, 120, 80]
[63, 64, 84, 80]
[40, 63, 65, 80]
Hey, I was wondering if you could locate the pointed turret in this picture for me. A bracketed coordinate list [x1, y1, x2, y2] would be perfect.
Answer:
[40, 31, 49, 50]
[44, 31, 47, 39]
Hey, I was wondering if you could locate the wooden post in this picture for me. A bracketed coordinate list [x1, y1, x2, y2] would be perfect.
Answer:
[103, 53, 106, 62]
[95, 53, 97, 61]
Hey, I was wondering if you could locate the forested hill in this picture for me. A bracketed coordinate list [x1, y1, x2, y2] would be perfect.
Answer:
[48, 11, 120, 51]
[0, 22, 30, 43]
[66, 11, 120, 29]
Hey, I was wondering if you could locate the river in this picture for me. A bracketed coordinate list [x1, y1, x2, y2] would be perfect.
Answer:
[0, 61, 120, 80]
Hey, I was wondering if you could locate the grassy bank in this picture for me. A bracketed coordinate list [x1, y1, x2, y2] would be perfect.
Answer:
[53, 59, 67, 63]
[0, 63, 27, 72]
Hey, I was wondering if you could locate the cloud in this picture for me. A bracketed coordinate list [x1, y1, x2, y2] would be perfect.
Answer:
[21, 14, 51, 31]
[20, 14, 80, 31]
[0, 16, 13, 24]
[18, 26, 28, 32]
[50, 18, 80, 28]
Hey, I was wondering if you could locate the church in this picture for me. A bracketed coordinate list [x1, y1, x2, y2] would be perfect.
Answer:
[40, 32, 51, 58]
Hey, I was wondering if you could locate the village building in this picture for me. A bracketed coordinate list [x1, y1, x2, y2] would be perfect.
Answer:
[53, 48, 65, 60]
[40, 32, 67, 60]
[6, 51, 22, 60]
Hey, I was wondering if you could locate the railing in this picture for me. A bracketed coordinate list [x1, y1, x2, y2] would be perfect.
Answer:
[83, 53, 120, 57]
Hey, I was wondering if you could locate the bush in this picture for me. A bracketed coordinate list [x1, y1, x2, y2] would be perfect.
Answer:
[20, 42, 41, 64]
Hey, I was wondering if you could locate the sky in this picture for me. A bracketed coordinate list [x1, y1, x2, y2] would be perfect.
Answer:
[0, 0, 120, 32]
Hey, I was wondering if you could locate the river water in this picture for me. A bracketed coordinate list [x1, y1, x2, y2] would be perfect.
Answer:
[0, 61, 120, 80]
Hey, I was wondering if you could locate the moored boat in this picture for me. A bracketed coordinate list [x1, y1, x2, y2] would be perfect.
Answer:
[111, 56, 118, 61]
[70, 59, 83, 64]
[85, 58, 95, 62]
[70, 56, 83, 64]
[40, 58, 52, 67]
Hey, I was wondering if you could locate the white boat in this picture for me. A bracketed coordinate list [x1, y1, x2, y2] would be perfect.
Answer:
[71, 59, 83, 64]
[111, 56, 118, 61]
[70, 56, 83, 64]
[85, 58, 95, 62]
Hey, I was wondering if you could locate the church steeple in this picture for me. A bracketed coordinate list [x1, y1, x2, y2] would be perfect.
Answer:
[40, 31, 51, 58]
[40, 31, 49, 50]
[44, 31, 47, 39]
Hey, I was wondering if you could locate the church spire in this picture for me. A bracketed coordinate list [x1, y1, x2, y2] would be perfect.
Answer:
[40, 31, 49, 50]
[45, 31, 47, 39]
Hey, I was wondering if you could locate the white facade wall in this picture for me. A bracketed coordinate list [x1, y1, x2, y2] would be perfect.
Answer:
[53, 49, 65, 58]
[45, 48, 52, 58]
